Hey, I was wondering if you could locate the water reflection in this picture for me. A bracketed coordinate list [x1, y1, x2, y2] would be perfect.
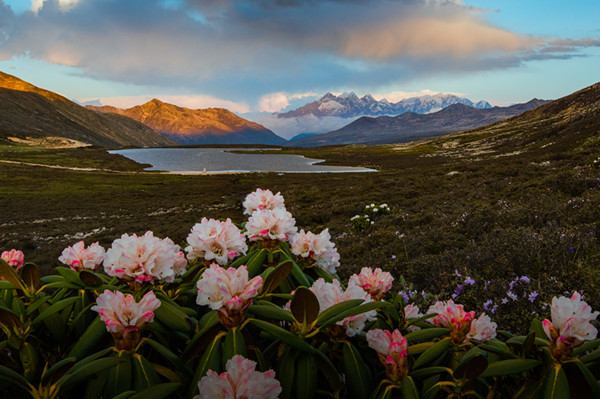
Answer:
[109, 148, 376, 174]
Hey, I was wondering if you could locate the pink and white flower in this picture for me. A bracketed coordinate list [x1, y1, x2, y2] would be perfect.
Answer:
[366, 329, 408, 382]
[185, 218, 248, 265]
[309, 278, 376, 337]
[91, 290, 161, 350]
[466, 313, 497, 342]
[58, 241, 105, 271]
[103, 231, 187, 283]
[404, 303, 424, 332]
[542, 292, 599, 359]
[291, 229, 340, 274]
[242, 188, 286, 215]
[196, 264, 263, 328]
[427, 299, 495, 344]
[195, 355, 281, 399]
[245, 208, 297, 242]
[1, 249, 24, 271]
[349, 267, 394, 300]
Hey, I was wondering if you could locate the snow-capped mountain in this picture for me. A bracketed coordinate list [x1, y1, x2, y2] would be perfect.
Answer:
[277, 92, 492, 119]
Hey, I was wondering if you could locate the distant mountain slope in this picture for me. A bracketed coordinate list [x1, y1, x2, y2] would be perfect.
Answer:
[277, 92, 492, 119]
[422, 81, 600, 156]
[0, 71, 175, 147]
[287, 99, 548, 147]
[88, 100, 286, 145]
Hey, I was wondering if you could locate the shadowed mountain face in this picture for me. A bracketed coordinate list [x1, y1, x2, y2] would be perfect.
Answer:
[0, 71, 175, 147]
[88, 100, 286, 145]
[287, 99, 549, 147]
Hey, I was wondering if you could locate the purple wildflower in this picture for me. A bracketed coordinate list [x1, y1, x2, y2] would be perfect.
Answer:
[454, 269, 462, 277]
[464, 277, 475, 285]
[528, 291, 538, 303]
[520, 276, 530, 284]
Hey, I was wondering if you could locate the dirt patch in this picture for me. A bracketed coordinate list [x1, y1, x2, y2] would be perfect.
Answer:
[7, 136, 92, 149]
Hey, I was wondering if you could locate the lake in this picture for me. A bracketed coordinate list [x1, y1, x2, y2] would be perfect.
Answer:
[109, 148, 376, 174]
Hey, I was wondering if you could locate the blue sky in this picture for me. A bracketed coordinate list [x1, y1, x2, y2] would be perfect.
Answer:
[0, 0, 599, 136]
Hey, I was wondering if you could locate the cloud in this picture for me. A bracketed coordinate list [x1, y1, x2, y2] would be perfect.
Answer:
[250, 112, 357, 139]
[79, 94, 250, 113]
[258, 91, 317, 112]
[371, 89, 465, 103]
[0, 0, 599, 106]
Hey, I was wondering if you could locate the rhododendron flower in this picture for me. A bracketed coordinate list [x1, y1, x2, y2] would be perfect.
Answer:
[349, 267, 394, 300]
[290, 229, 340, 274]
[195, 355, 281, 399]
[245, 208, 297, 242]
[366, 329, 408, 383]
[91, 290, 160, 350]
[58, 241, 105, 271]
[404, 303, 424, 332]
[103, 231, 187, 283]
[427, 300, 496, 344]
[1, 249, 24, 271]
[309, 278, 376, 337]
[243, 188, 286, 215]
[466, 313, 497, 342]
[542, 292, 599, 359]
[196, 264, 263, 328]
[185, 218, 248, 265]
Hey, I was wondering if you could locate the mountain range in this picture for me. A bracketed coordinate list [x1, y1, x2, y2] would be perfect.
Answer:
[287, 99, 548, 147]
[87, 101, 285, 145]
[0, 72, 175, 147]
[277, 92, 492, 119]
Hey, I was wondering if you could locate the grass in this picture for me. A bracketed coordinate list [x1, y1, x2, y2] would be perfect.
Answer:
[1, 133, 600, 333]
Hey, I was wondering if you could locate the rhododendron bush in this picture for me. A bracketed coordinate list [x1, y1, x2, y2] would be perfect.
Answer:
[1, 189, 600, 399]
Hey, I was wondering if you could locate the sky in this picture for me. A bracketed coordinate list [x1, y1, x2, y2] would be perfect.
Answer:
[0, 0, 599, 138]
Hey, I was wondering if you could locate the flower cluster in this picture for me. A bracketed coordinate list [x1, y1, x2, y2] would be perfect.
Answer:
[92, 290, 161, 350]
[350, 203, 392, 231]
[290, 229, 340, 274]
[196, 264, 263, 328]
[185, 218, 247, 265]
[349, 267, 394, 300]
[58, 241, 105, 271]
[366, 329, 408, 383]
[309, 278, 376, 337]
[542, 292, 599, 359]
[245, 208, 297, 242]
[427, 299, 497, 344]
[195, 355, 281, 399]
[242, 188, 285, 215]
[1, 249, 24, 271]
[103, 231, 187, 283]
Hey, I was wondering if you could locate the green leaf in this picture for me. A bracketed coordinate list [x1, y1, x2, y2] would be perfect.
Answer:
[79, 270, 103, 286]
[342, 341, 372, 399]
[31, 296, 79, 326]
[246, 249, 268, 277]
[20, 263, 40, 292]
[127, 382, 182, 399]
[132, 354, 161, 391]
[573, 339, 600, 357]
[25, 295, 51, 316]
[19, 342, 40, 382]
[412, 337, 451, 369]
[223, 326, 247, 363]
[61, 357, 122, 388]
[0, 364, 34, 391]
[291, 287, 320, 327]
[319, 301, 385, 329]
[531, 318, 549, 342]
[405, 328, 450, 343]
[143, 338, 190, 375]
[290, 260, 311, 287]
[295, 352, 317, 399]
[56, 266, 83, 285]
[0, 307, 22, 330]
[248, 304, 295, 323]
[544, 364, 570, 399]
[580, 346, 600, 364]
[410, 366, 453, 379]
[229, 251, 253, 269]
[188, 333, 224, 398]
[454, 352, 487, 381]
[41, 357, 76, 385]
[480, 359, 540, 377]
[407, 342, 434, 356]
[260, 260, 293, 295]
[314, 299, 364, 326]
[401, 375, 421, 399]
[104, 353, 132, 398]
[153, 298, 191, 334]
[313, 349, 344, 394]
[68, 316, 107, 360]
[249, 319, 314, 353]
[0, 280, 17, 290]
[0, 259, 25, 291]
